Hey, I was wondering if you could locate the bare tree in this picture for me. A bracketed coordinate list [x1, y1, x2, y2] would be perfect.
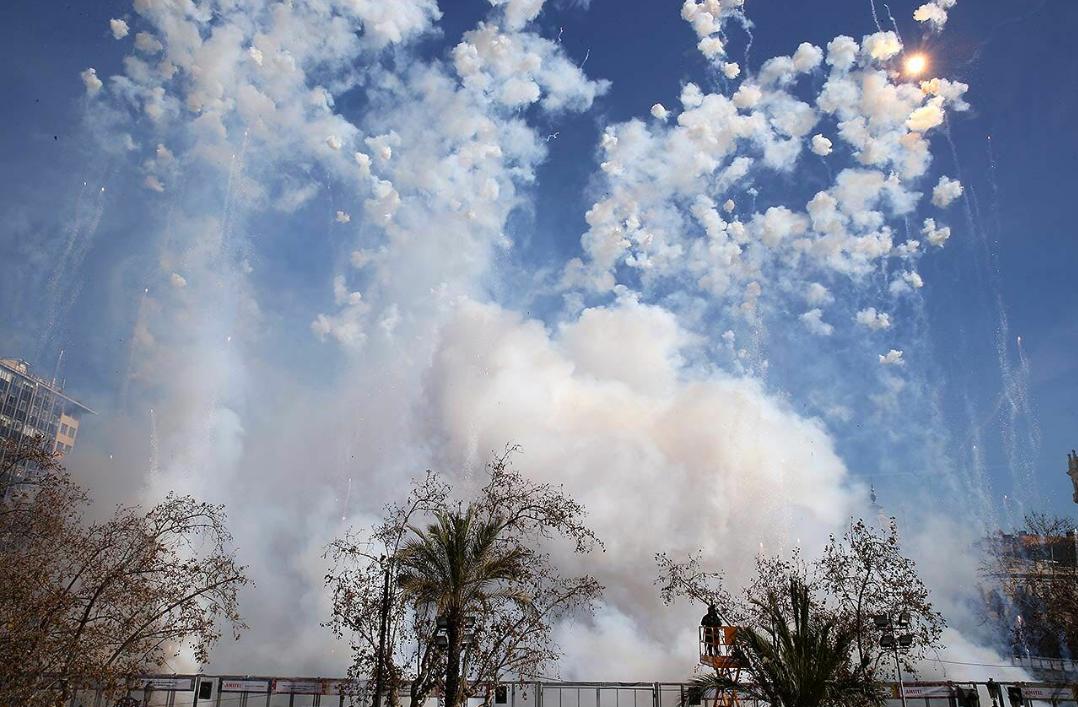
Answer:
[325, 448, 604, 707]
[0, 457, 249, 706]
[0, 434, 63, 498]
[325, 471, 451, 707]
[819, 519, 945, 674]
[657, 518, 944, 684]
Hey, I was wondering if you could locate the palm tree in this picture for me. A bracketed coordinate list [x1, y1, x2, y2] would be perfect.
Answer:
[685, 579, 880, 707]
[396, 506, 529, 707]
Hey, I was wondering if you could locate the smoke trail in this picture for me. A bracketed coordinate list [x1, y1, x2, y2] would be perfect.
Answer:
[39, 180, 109, 360]
[944, 123, 1042, 518]
[883, 4, 903, 43]
[869, 0, 884, 32]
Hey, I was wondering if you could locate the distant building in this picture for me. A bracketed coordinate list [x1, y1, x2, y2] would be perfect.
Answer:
[981, 524, 1078, 672]
[0, 358, 94, 465]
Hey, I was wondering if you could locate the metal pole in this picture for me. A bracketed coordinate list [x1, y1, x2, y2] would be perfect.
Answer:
[893, 645, 908, 707]
[374, 559, 392, 707]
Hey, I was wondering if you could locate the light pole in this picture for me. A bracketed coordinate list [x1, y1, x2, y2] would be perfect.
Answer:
[874, 610, 914, 707]
[433, 614, 477, 707]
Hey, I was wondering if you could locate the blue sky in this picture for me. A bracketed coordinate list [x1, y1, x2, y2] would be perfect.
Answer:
[1, 0, 1076, 675]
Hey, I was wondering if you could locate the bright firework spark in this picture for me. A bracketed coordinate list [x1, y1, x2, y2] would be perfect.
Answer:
[904, 53, 928, 77]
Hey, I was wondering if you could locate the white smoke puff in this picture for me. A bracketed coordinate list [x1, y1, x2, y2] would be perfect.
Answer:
[154, 144, 174, 164]
[906, 96, 945, 132]
[913, 2, 950, 31]
[452, 22, 609, 113]
[755, 206, 808, 247]
[732, 83, 762, 109]
[354, 151, 372, 178]
[142, 86, 169, 122]
[894, 239, 921, 258]
[826, 35, 859, 71]
[889, 270, 925, 295]
[490, 0, 544, 30]
[110, 19, 129, 40]
[920, 78, 970, 112]
[723, 199, 736, 213]
[133, 32, 162, 54]
[343, 0, 442, 46]
[721, 329, 736, 344]
[792, 42, 824, 72]
[335, 210, 351, 224]
[932, 175, 963, 207]
[805, 282, 833, 305]
[800, 308, 834, 336]
[698, 36, 726, 58]
[721, 62, 740, 79]
[855, 307, 892, 330]
[650, 103, 670, 121]
[248, 46, 264, 66]
[366, 133, 397, 162]
[326, 135, 343, 151]
[863, 31, 902, 61]
[169, 272, 187, 289]
[80, 68, 103, 94]
[879, 349, 905, 365]
[366, 179, 401, 223]
[811, 134, 833, 156]
[143, 175, 165, 192]
[680, 82, 704, 108]
[331, 275, 362, 306]
[922, 218, 951, 246]
[500, 77, 542, 106]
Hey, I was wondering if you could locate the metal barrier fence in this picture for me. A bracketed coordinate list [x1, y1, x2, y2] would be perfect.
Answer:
[58, 678, 1078, 707]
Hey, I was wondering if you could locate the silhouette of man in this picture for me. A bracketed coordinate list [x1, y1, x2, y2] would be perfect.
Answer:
[701, 604, 721, 655]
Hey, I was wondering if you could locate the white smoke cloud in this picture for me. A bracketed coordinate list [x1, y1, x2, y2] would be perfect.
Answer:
[914, 0, 957, 32]
[651, 103, 670, 121]
[811, 133, 833, 156]
[855, 307, 892, 330]
[862, 31, 902, 61]
[922, 217, 951, 246]
[52, 0, 1008, 682]
[424, 298, 865, 676]
[680, 0, 746, 62]
[489, 0, 545, 30]
[80, 67, 103, 94]
[133, 31, 162, 54]
[453, 22, 610, 111]
[805, 282, 833, 305]
[879, 349, 905, 365]
[110, 18, 129, 40]
[933, 175, 964, 207]
[800, 308, 834, 336]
